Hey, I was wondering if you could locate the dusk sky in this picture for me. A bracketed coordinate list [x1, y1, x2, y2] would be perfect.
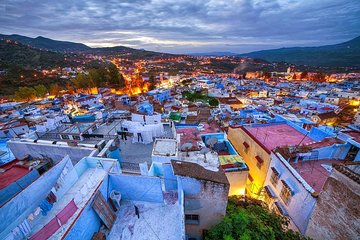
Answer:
[0, 0, 359, 54]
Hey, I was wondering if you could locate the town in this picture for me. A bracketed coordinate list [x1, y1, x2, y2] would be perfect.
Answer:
[0, 42, 359, 239]
[1, 0, 360, 238]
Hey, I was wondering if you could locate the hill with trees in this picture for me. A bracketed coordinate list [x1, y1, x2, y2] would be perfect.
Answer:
[239, 36, 360, 67]
[0, 34, 90, 52]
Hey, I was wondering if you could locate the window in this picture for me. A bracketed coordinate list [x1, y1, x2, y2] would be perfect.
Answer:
[248, 173, 254, 182]
[255, 156, 264, 169]
[280, 181, 293, 205]
[264, 185, 276, 205]
[73, 135, 81, 140]
[185, 214, 199, 225]
[61, 134, 69, 140]
[270, 167, 280, 187]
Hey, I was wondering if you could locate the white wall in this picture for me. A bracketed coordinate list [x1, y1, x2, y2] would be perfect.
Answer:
[264, 152, 317, 234]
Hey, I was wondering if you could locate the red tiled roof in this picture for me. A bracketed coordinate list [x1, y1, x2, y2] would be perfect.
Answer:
[290, 159, 343, 192]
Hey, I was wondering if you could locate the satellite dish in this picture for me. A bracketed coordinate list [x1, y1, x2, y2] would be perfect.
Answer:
[181, 142, 193, 157]
[192, 129, 200, 137]
[206, 137, 218, 148]
[199, 147, 210, 162]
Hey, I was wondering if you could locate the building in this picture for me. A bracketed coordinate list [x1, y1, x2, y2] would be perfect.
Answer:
[227, 123, 313, 197]
[171, 160, 229, 240]
[306, 163, 360, 239]
[263, 152, 341, 234]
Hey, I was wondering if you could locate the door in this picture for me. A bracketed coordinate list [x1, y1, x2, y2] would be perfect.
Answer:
[92, 191, 117, 230]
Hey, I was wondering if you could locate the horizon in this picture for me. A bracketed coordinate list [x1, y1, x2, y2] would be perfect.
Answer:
[1, 0, 359, 54]
[2, 33, 359, 55]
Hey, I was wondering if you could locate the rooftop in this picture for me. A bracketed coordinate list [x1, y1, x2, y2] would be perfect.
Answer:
[152, 139, 177, 157]
[108, 200, 183, 240]
[171, 160, 228, 184]
[290, 159, 343, 192]
[302, 137, 344, 150]
[0, 160, 30, 190]
[176, 123, 221, 148]
[244, 124, 313, 152]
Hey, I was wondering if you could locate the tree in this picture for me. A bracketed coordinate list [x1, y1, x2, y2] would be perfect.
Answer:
[149, 75, 156, 90]
[49, 83, 61, 96]
[206, 196, 310, 240]
[107, 63, 126, 88]
[209, 98, 219, 107]
[14, 87, 36, 101]
[72, 73, 89, 89]
[88, 68, 107, 87]
[33, 84, 48, 98]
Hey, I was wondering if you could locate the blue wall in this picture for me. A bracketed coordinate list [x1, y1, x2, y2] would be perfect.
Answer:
[64, 177, 108, 240]
[309, 127, 335, 141]
[163, 163, 178, 191]
[0, 158, 68, 239]
[109, 174, 164, 203]
[0, 169, 40, 206]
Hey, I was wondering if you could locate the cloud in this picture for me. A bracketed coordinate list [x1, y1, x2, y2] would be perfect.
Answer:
[0, 0, 359, 53]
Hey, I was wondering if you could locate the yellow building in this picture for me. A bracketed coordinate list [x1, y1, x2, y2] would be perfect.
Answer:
[227, 126, 271, 197]
[227, 124, 314, 198]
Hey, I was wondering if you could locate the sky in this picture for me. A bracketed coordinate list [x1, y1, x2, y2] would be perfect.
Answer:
[0, 0, 359, 54]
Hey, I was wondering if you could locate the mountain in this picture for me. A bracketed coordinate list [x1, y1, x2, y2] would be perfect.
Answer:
[0, 34, 177, 59]
[0, 34, 91, 52]
[88, 46, 177, 59]
[239, 36, 360, 67]
[190, 52, 239, 56]
[0, 40, 65, 68]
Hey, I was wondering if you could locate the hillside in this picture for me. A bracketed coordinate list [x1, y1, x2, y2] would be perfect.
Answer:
[239, 36, 360, 67]
[0, 34, 91, 52]
[0, 40, 65, 68]
[87, 46, 178, 59]
[0, 34, 176, 59]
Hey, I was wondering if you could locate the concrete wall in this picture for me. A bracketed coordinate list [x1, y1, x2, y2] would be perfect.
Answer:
[265, 153, 317, 234]
[226, 170, 248, 196]
[228, 127, 271, 196]
[109, 174, 164, 203]
[306, 168, 360, 240]
[64, 177, 108, 240]
[179, 176, 229, 240]
[7, 140, 97, 164]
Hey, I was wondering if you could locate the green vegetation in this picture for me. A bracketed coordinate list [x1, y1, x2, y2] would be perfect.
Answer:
[149, 75, 157, 90]
[206, 196, 310, 240]
[14, 86, 36, 101]
[13, 84, 50, 101]
[182, 90, 218, 106]
[209, 98, 219, 107]
[71, 63, 126, 90]
[0, 41, 65, 69]
[33, 84, 48, 98]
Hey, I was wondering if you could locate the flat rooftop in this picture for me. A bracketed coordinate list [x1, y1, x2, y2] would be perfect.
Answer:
[290, 159, 342, 192]
[152, 139, 177, 157]
[0, 160, 30, 190]
[108, 200, 183, 240]
[176, 122, 221, 147]
[244, 124, 313, 152]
